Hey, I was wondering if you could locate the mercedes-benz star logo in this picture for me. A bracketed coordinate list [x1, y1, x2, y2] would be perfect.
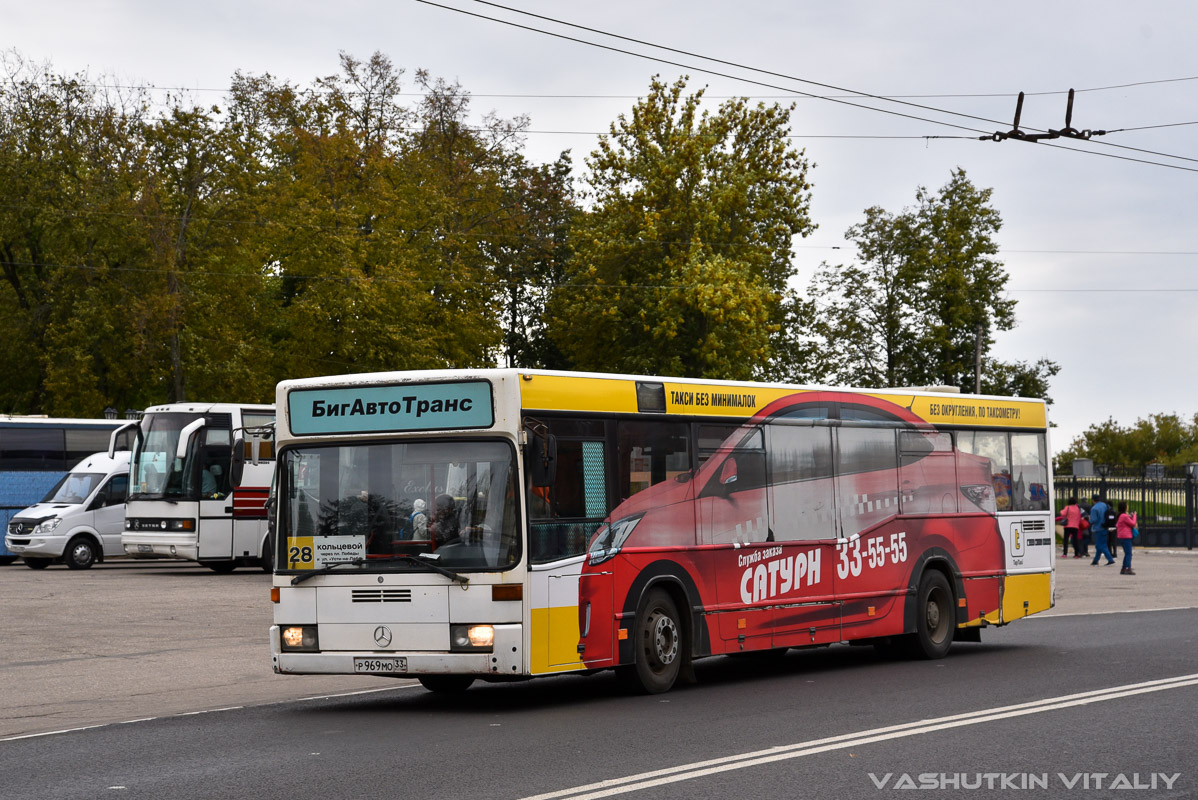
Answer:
[373, 626, 393, 648]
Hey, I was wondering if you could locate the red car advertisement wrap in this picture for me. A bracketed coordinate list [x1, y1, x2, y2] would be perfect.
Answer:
[576, 391, 1009, 676]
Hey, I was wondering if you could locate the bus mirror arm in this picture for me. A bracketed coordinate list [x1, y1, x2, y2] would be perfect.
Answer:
[529, 432, 558, 488]
[230, 434, 246, 488]
[107, 421, 138, 458]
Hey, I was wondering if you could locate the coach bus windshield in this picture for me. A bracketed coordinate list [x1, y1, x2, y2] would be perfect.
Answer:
[279, 439, 520, 572]
[129, 412, 202, 500]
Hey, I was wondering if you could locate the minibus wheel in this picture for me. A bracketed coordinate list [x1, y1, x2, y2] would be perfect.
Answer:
[65, 536, 98, 570]
[629, 588, 683, 694]
[907, 569, 954, 659]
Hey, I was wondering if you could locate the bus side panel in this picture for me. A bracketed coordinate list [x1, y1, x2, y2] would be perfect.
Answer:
[529, 558, 588, 675]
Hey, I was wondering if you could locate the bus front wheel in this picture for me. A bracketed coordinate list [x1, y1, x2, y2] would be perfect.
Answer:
[907, 570, 954, 659]
[418, 675, 474, 694]
[65, 536, 98, 570]
[627, 588, 684, 694]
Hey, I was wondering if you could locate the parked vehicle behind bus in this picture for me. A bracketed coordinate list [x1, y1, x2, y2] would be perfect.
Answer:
[5, 450, 131, 569]
[0, 416, 133, 566]
[121, 402, 275, 572]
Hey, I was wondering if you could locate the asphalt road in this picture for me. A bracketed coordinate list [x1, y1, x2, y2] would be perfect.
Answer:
[1, 552, 1196, 799]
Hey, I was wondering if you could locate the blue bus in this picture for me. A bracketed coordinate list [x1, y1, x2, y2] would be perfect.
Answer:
[0, 417, 133, 564]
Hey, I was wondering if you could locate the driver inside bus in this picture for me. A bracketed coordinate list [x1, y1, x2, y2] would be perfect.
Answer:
[202, 464, 225, 499]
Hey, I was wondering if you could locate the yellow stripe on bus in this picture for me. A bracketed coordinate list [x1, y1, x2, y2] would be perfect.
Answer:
[530, 606, 586, 674]
[519, 375, 639, 415]
[518, 373, 1047, 430]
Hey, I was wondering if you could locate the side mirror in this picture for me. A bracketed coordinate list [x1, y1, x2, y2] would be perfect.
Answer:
[230, 435, 246, 488]
[90, 493, 108, 511]
[528, 432, 558, 488]
[719, 457, 739, 487]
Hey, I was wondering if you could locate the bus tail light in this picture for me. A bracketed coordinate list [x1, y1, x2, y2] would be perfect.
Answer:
[281, 625, 318, 651]
[451, 624, 494, 652]
[271, 587, 280, 603]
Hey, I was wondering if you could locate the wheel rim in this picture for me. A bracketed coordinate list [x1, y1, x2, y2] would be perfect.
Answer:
[925, 586, 949, 644]
[647, 610, 679, 669]
[71, 543, 93, 566]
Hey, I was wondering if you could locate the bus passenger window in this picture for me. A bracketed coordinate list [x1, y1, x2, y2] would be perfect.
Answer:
[617, 421, 689, 501]
[1011, 433, 1049, 511]
[958, 431, 1012, 512]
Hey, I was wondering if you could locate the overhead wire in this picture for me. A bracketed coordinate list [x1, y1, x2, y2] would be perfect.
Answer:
[413, 0, 1198, 172]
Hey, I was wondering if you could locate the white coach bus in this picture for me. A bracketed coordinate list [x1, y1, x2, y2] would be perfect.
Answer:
[120, 402, 275, 572]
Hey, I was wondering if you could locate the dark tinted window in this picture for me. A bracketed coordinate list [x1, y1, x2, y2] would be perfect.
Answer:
[0, 428, 66, 470]
[769, 423, 834, 483]
[836, 426, 898, 475]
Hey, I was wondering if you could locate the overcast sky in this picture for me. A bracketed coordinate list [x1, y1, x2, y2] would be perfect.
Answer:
[7, 1, 1196, 454]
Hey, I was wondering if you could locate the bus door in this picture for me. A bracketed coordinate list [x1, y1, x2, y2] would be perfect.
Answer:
[697, 427, 773, 647]
[197, 424, 235, 560]
[834, 426, 902, 633]
[766, 423, 841, 647]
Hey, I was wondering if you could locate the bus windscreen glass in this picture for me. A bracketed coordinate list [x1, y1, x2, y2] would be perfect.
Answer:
[280, 439, 519, 572]
[130, 413, 202, 500]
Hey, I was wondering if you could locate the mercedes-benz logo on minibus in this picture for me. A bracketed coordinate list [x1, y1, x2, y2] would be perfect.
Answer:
[373, 626, 392, 647]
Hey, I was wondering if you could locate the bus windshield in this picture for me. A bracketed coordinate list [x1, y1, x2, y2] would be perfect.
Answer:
[280, 439, 520, 572]
[130, 413, 202, 500]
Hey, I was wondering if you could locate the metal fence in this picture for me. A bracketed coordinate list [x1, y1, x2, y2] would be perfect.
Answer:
[1053, 465, 1196, 549]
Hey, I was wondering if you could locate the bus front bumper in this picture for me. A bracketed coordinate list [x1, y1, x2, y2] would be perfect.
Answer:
[121, 533, 198, 560]
[270, 624, 524, 677]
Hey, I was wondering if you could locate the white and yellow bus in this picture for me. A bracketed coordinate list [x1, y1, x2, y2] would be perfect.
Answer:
[270, 369, 1054, 693]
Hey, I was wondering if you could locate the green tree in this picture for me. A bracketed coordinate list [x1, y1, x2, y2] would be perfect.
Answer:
[547, 75, 815, 379]
[1056, 413, 1198, 469]
[807, 170, 1056, 396]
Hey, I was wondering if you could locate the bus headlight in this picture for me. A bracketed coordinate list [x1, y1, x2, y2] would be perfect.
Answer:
[450, 624, 494, 652]
[281, 625, 319, 652]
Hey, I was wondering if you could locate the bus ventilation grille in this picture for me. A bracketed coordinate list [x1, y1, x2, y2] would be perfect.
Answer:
[1022, 519, 1047, 533]
[351, 589, 413, 603]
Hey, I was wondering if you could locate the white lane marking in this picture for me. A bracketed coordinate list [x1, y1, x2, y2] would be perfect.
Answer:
[1034, 605, 1198, 619]
[0, 684, 421, 743]
[521, 673, 1198, 800]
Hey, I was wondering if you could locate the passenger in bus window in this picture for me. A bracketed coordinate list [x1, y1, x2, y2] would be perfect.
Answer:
[430, 494, 460, 545]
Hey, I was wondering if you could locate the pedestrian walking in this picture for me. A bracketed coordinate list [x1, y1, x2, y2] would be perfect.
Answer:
[1056, 496, 1083, 557]
[1115, 501, 1138, 575]
[1089, 494, 1116, 566]
[1077, 497, 1092, 556]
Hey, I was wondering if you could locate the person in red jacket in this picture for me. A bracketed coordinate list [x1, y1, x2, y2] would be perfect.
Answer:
[1115, 501, 1138, 575]
[1056, 496, 1083, 558]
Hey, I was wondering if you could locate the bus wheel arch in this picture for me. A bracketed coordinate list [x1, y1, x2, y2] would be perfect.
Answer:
[618, 565, 705, 684]
[622, 587, 684, 694]
[65, 534, 100, 570]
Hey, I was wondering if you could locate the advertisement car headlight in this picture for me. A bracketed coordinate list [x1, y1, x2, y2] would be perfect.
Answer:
[587, 515, 643, 565]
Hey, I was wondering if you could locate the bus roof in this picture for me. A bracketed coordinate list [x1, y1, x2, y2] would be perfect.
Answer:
[277, 368, 1048, 431]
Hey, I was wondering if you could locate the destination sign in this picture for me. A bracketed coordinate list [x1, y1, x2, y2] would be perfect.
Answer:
[288, 380, 494, 435]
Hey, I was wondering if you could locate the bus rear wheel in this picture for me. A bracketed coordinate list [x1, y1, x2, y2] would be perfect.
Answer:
[418, 675, 475, 694]
[907, 570, 954, 659]
[0, 556, 17, 566]
[24, 557, 52, 569]
[628, 588, 684, 694]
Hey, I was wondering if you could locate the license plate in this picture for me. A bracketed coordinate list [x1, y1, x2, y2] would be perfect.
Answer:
[137, 544, 153, 553]
[353, 657, 407, 674]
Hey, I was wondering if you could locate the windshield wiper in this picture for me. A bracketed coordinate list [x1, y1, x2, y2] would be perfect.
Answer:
[290, 553, 469, 586]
